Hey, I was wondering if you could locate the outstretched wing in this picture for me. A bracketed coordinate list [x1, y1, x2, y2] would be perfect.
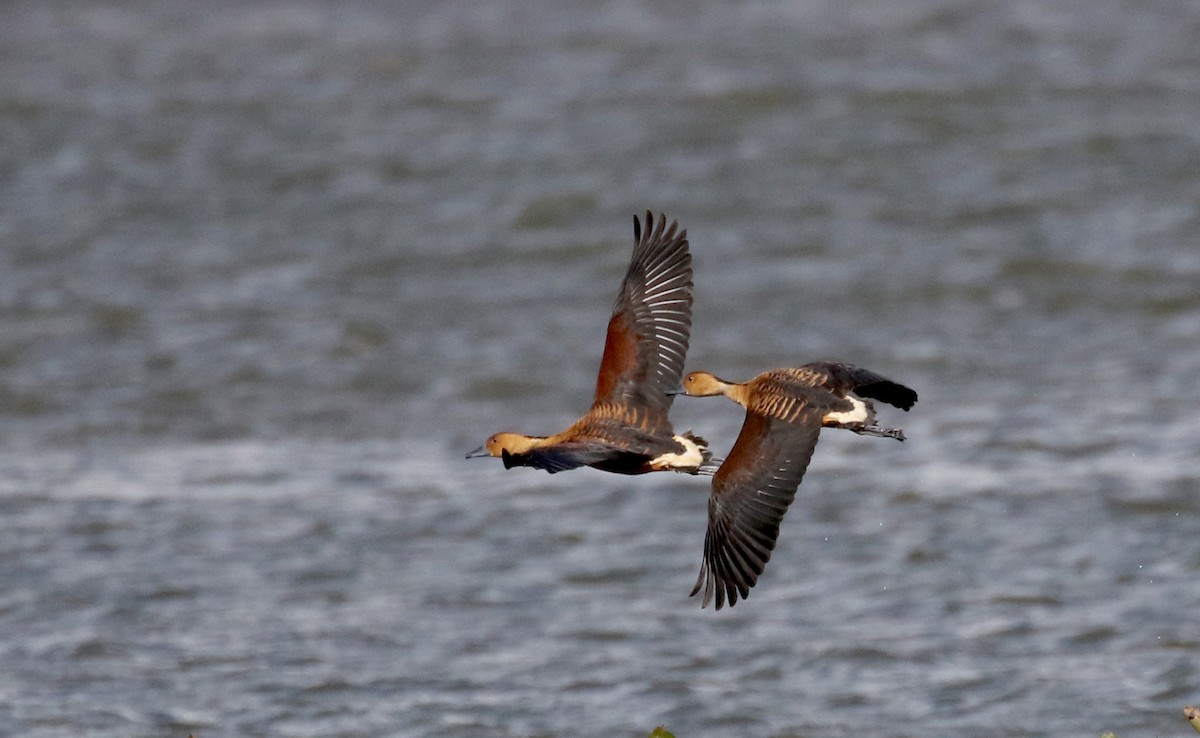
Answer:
[591, 211, 693, 429]
[692, 407, 822, 610]
[502, 443, 615, 474]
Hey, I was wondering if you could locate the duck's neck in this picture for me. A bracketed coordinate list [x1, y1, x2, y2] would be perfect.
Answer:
[723, 381, 750, 407]
[506, 433, 553, 454]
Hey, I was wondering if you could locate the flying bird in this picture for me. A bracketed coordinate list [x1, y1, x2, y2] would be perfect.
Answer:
[467, 212, 717, 476]
[673, 363, 917, 609]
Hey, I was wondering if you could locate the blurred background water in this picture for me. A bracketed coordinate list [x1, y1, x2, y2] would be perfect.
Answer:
[2, 1, 1199, 736]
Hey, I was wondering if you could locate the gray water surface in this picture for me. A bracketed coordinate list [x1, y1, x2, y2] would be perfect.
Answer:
[2, 1, 1199, 736]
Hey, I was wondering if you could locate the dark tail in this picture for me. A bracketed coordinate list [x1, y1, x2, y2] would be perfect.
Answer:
[854, 380, 918, 411]
[811, 362, 918, 411]
[803, 362, 916, 443]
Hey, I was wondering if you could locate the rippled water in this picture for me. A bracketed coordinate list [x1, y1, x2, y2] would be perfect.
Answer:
[3, 1, 1199, 736]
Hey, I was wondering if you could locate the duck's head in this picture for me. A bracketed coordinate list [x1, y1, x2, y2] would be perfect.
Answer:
[465, 432, 541, 459]
[672, 371, 730, 398]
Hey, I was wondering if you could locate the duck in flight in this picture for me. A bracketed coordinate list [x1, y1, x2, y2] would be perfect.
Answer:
[672, 362, 918, 609]
[467, 212, 717, 476]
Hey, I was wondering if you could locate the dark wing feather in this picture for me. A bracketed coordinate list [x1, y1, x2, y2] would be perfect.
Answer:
[692, 407, 823, 609]
[801, 362, 918, 411]
[591, 212, 693, 428]
[503, 444, 615, 474]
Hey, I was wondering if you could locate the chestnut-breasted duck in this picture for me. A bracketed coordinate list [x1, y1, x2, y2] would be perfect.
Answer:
[673, 363, 918, 609]
[467, 212, 717, 476]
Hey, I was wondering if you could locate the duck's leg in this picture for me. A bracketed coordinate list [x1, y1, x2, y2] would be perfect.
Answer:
[840, 422, 906, 442]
